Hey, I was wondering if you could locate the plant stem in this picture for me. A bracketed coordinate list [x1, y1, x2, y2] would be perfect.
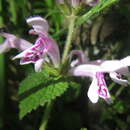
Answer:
[62, 14, 76, 64]
[76, 0, 119, 26]
[115, 86, 125, 97]
[39, 102, 53, 130]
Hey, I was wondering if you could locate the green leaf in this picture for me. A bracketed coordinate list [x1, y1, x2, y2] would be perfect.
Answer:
[19, 80, 69, 119]
[18, 65, 69, 119]
[80, 128, 88, 130]
[19, 65, 59, 95]
[63, 81, 81, 102]
[76, 0, 119, 25]
[19, 71, 50, 95]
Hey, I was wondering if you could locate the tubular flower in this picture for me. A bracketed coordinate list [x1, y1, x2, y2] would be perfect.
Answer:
[85, 0, 100, 6]
[70, 50, 88, 67]
[13, 16, 60, 72]
[0, 32, 32, 53]
[71, 56, 130, 103]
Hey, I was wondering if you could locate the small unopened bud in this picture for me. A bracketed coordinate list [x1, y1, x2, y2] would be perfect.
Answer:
[71, 0, 80, 7]
[86, 0, 100, 6]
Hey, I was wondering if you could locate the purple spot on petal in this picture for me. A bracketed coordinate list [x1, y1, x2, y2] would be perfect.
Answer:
[96, 72, 109, 99]
[98, 87, 107, 97]
[21, 34, 53, 64]
[96, 72, 106, 87]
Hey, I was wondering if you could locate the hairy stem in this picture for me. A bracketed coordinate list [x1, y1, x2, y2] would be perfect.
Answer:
[39, 102, 53, 130]
[62, 14, 76, 64]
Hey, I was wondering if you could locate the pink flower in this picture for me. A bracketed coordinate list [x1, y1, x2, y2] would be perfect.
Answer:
[70, 50, 88, 67]
[71, 55, 130, 103]
[13, 16, 60, 72]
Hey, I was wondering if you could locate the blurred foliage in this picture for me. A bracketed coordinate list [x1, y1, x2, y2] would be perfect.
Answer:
[1, 0, 130, 130]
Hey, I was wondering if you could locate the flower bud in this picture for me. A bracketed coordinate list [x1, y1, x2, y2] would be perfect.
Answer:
[85, 0, 100, 6]
[70, 0, 80, 7]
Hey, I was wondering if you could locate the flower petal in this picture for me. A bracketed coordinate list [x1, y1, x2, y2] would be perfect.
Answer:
[120, 56, 130, 66]
[34, 59, 45, 72]
[46, 36, 60, 67]
[71, 64, 100, 78]
[89, 59, 104, 65]
[86, 0, 100, 6]
[16, 38, 33, 50]
[70, 50, 88, 67]
[70, 0, 80, 7]
[26, 16, 49, 35]
[100, 60, 124, 72]
[87, 78, 99, 103]
[13, 34, 60, 67]
[13, 37, 46, 64]
[116, 66, 130, 77]
[70, 59, 79, 67]
[0, 32, 32, 51]
[109, 72, 130, 86]
[0, 40, 10, 53]
[98, 82, 111, 102]
[96, 72, 112, 103]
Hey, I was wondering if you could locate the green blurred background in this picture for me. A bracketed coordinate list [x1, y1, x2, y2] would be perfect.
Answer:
[1, 0, 130, 130]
